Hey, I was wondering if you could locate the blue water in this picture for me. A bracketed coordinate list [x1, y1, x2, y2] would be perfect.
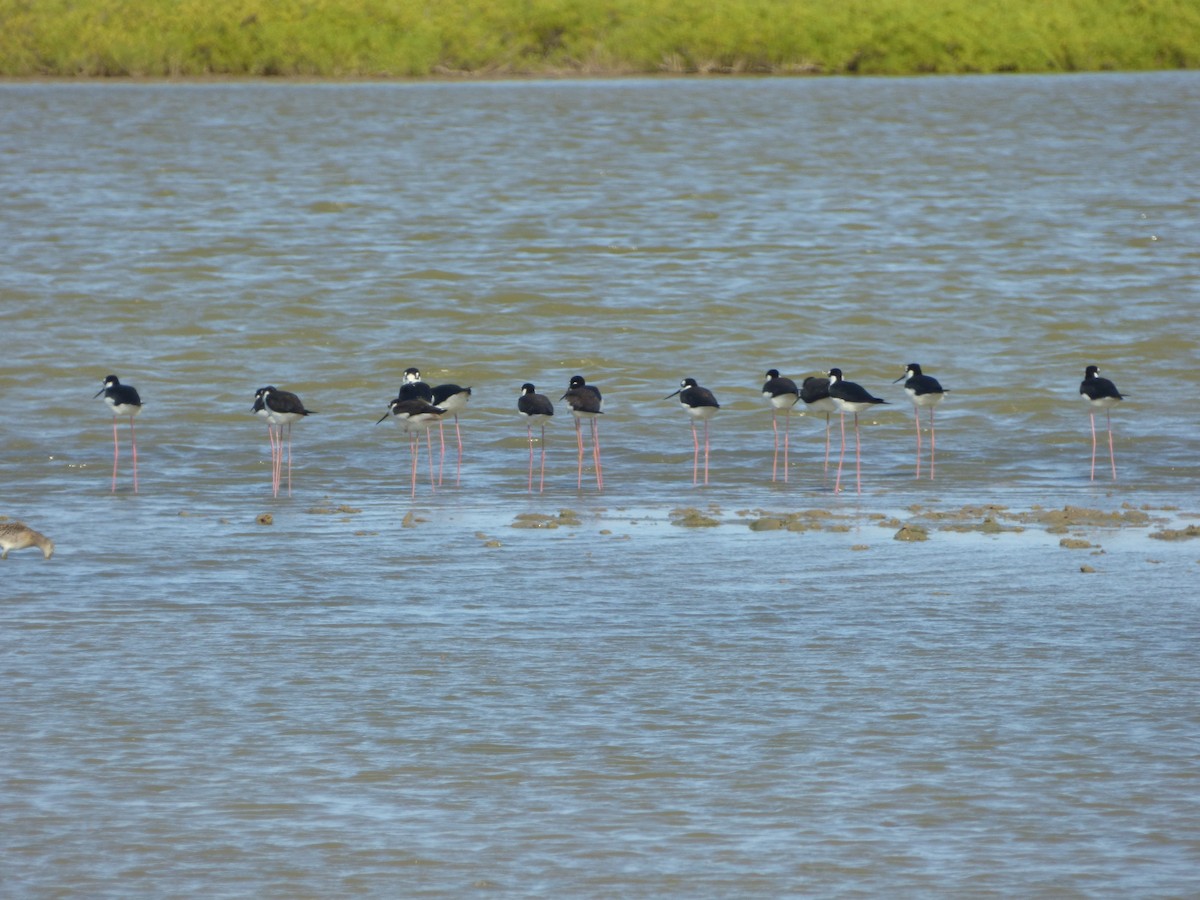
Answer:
[1, 73, 1199, 897]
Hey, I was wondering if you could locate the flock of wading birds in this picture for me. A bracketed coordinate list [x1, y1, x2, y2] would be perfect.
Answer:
[0, 363, 1126, 562]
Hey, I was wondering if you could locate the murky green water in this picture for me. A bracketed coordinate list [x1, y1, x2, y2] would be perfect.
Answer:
[1, 73, 1198, 896]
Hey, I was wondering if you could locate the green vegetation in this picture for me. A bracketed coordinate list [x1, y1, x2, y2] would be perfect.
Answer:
[0, 0, 1196, 77]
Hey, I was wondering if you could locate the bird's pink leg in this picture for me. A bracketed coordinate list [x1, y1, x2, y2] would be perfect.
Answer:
[929, 407, 936, 480]
[703, 419, 711, 486]
[691, 420, 700, 485]
[1107, 410, 1117, 481]
[771, 414, 780, 483]
[129, 415, 138, 494]
[1090, 412, 1098, 481]
[286, 423, 293, 497]
[268, 424, 278, 496]
[273, 424, 283, 498]
[527, 424, 535, 493]
[574, 418, 584, 489]
[539, 425, 547, 493]
[824, 414, 832, 474]
[914, 405, 922, 479]
[410, 434, 419, 499]
[782, 409, 790, 483]
[111, 417, 119, 494]
[426, 428, 436, 493]
[835, 413, 846, 494]
[454, 416, 463, 487]
[437, 420, 446, 487]
[854, 413, 862, 495]
[592, 419, 603, 491]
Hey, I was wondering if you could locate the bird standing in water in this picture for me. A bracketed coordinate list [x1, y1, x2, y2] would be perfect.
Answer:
[667, 378, 720, 486]
[828, 368, 888, 495]
[518, 383, 554, 493]
[895, 363, 947, 480]
[95, 374, 142, 493]
[1079, 365, 1123, 481]
[762, 369, 799, 483]
[260, 387, 316, 498]
[561, 375, 604, 491]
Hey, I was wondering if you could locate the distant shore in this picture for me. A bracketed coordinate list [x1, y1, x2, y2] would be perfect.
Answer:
[1, 0, 1196, 78]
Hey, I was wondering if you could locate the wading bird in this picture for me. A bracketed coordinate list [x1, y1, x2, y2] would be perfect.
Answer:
[94, 374, 142, 493]
[561, 375, 603, 491]
[260, 387, 315, 498]
[762, 369, 799, 482]
[518, 383, 554, 493]
[895, 363, 946, 479]
[828, 368, 888, 495]
[0, 522, 54, 560]
[667, 378, 720, 486]
[1080, 365, 1123, 481]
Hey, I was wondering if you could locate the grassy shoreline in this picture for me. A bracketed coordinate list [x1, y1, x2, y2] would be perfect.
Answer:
[1, 0, 1197, 78]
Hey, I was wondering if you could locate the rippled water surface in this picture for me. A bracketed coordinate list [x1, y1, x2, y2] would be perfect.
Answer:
[2, 73, 1199, 897]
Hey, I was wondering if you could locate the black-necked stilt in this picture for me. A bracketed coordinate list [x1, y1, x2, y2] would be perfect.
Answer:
[1080, 364, 1123, 481]
[801, 375, 839, 474]
[377, 397, 446, 498]
[260, 387, 315, 498]
[0, 522, 54, 560]
[828, 368, 888, 494]
[518, 383, 554, 493]
[667, 378, 719, 486]
[894, 363, 947, 480]
[561, 375, 604, 491]
[94, 374, 142, 493]
[431, 381, 471, 487]
[762, 369, 799, 482]
[398, 367, 434, 402]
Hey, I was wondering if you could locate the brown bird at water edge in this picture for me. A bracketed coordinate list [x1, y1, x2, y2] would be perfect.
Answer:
[0, 522, 55, 560]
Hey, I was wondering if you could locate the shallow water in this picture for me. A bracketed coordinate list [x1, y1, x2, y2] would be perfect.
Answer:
[1, 73, 1199, 897]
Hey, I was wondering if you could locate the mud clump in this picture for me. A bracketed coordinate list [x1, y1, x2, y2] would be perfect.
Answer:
[1014, 505, 1150, 532]
[256, 513, 273, 526]
[936, 516, 1024, 535]
[511, 510, 582, 529]
[894, 524, 929, 542]
[1059, 538, 1094, 550]
[1148, 524, 1200, 541]
[671, 507, 721, 528]
[748, 517, 785, 532]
